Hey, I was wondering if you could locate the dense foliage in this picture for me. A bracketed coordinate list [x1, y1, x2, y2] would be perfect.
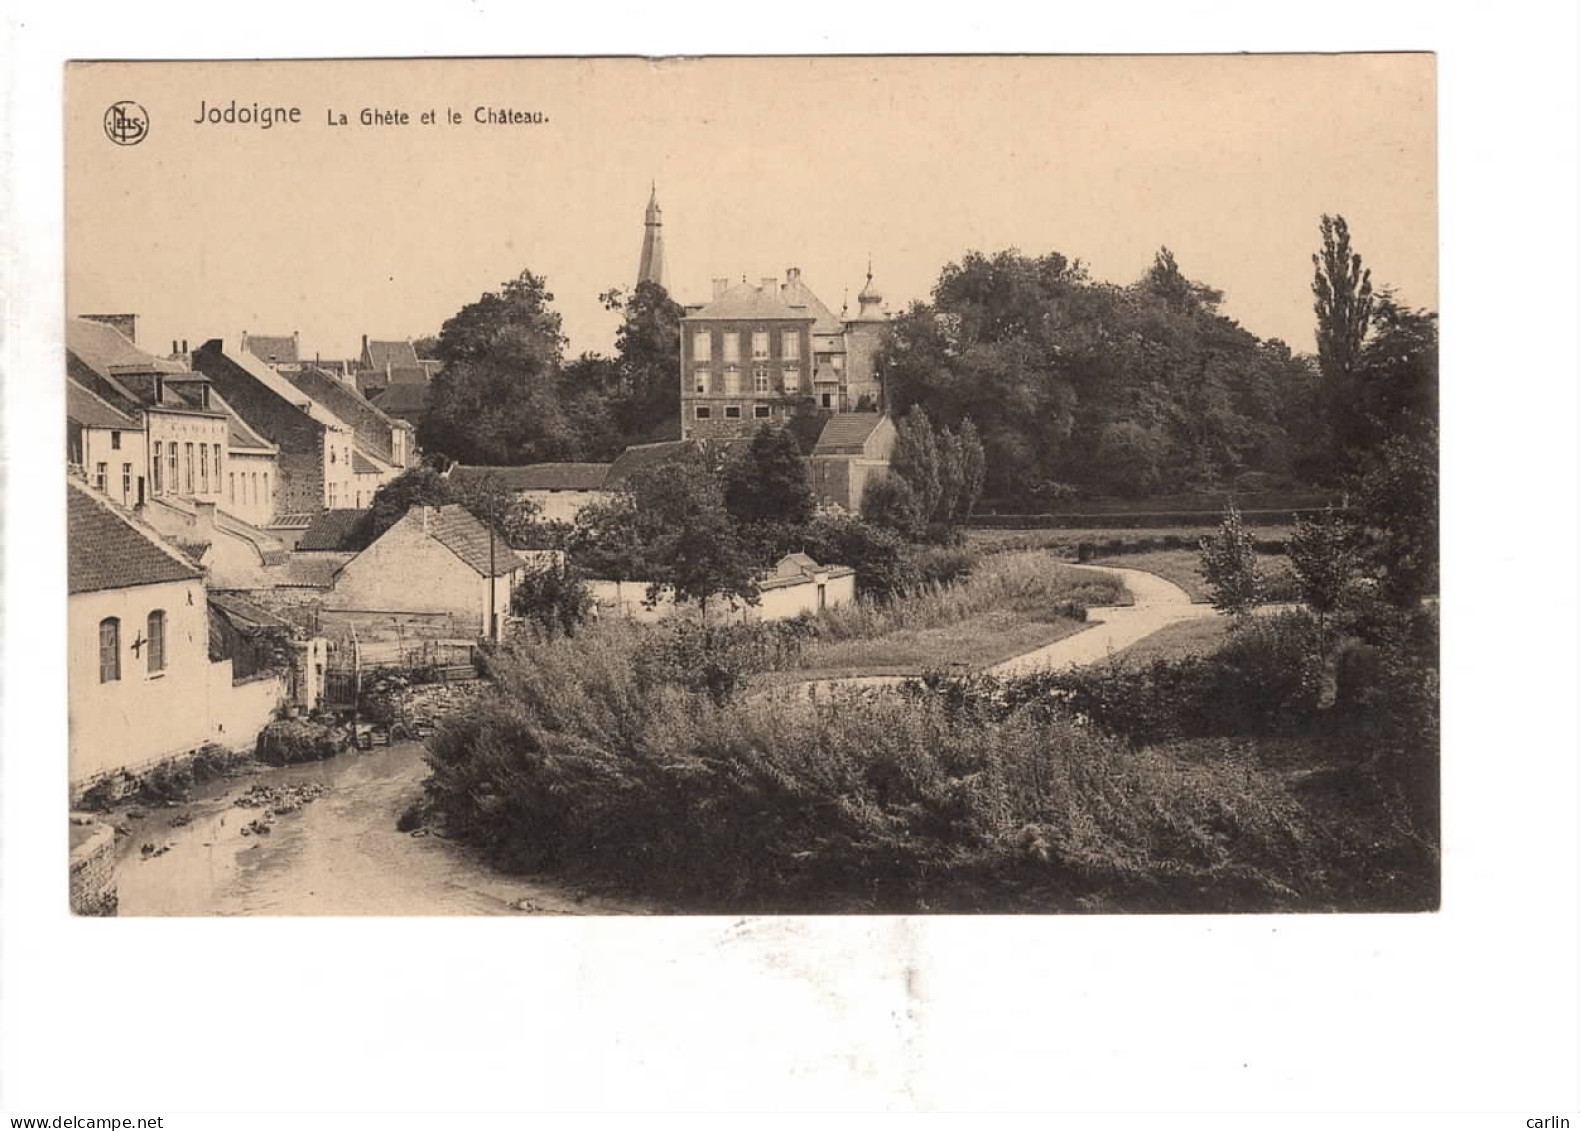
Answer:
[880, 247, 1320, 506]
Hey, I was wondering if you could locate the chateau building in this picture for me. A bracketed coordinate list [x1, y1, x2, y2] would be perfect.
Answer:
[679, 265, 892, 441]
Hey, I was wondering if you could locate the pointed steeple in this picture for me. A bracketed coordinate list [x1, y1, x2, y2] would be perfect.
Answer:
[637, 182, 667, 291]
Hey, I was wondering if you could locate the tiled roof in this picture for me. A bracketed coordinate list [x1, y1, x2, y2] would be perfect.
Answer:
[449, 463, 611, 492]
[211, 390, 276, 452]
[67, 478, 203, 595]
[66, 318, 187, 377]
[386, 366, 431, 386]
[285, 365, 401, 463]
[273, 556, 345, 588]
[370, 383, 430, 416]
[365, 339, 420, 372]
[417, 506, 518, 577]
[269, 513, 316, 530]
[685, 281, 814, 323]
[190, 340, 331, 455]
[66, 379, 138, 430]
[814, 412, 889, 454]
[243, 334, 299, 366]
[297, 508, 369, 551]
[780, 276, 845, 334]
[207, 592, 297, 632]
[606, 440, 692, 484]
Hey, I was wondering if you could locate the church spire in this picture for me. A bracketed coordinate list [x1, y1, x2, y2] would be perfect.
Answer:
[637, 182, 667, 291]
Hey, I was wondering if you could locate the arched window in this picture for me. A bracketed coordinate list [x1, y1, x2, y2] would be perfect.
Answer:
[146, 610, 166, 674]
[98, 617, 120, 683]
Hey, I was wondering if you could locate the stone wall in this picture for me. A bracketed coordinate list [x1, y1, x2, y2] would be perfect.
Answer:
[69, 819, 118, 916]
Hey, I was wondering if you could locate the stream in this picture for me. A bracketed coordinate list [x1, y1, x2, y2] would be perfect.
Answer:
[112, 741, 642, 916]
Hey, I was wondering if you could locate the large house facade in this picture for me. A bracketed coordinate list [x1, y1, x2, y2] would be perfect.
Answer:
[679, 266, 891, 441]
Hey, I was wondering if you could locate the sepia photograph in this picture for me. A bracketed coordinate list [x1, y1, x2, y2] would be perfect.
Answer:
[6, 3, 1579, 1121]
[61, 54, 1442, 919]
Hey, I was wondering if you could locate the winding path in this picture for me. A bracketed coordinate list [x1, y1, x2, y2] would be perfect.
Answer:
[793, 563, 1216, 699]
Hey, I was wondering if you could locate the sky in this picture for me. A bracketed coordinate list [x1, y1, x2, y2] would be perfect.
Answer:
[65, 55, 1436, 362]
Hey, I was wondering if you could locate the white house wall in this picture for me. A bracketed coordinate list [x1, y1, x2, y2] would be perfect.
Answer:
[69, 577, 213, 784]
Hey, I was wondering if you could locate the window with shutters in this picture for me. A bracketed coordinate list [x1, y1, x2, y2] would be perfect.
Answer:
[752, 331, 769, 359]
[98, 618, 120, 683]
[780, 332, 800, 360]
[94, 462, 107, 492]
[146, 610, 166, 674]
[692, 330, 711, 362]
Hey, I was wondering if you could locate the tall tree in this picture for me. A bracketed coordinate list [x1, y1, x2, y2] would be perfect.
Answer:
[890, 406, 943, 522]
[602, 280, 686, 443]
[1311, 214, 1376, 467]
[723, 423, 815, 529]
[419, 270, 574, 465]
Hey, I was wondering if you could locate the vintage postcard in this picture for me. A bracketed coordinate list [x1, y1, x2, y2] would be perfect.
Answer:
[63, 55, 1438, 918]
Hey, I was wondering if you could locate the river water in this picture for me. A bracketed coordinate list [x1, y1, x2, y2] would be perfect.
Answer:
[113, 741, 640, 916]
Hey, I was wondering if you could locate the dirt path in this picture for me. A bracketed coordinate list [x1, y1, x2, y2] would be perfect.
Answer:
[111, 742, 647, 916]
[789, 563, 1217, 698]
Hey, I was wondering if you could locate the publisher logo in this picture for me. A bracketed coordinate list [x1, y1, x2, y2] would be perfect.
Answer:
[104, 101, 149, 146]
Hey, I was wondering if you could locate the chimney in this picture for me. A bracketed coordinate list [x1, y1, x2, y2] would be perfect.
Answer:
[172, 339, 179, 356]
[787, 267, 800, 284]
[362, 334, 369, 358]
[711, 277, 729, 300]
[293, 330, 301, 353]
[181, 339, 188, 355]
[760, 276, 777, 293]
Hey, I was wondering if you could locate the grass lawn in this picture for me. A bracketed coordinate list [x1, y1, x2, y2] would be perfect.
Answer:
[1111, 616, 1232, 663]
[1089, 548, 1298, 604]
[785, 609, 1093, 681]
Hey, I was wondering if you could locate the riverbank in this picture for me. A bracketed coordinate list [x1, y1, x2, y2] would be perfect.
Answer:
[106, 741, 649, 916]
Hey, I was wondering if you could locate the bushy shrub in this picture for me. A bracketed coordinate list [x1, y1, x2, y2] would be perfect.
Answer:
[424, 641, 1324, 911]
[256, 720, 345, 766]
[910, 545, 977, 588]
[1017, 611, 1324, 745]
[511, 561, 594, 638]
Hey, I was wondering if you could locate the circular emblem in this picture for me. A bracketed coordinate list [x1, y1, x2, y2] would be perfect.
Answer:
[103, 101, 149, 146]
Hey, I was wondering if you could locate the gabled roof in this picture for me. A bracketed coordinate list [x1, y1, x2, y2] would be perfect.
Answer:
[448, 463, 611, 492]
[297, 509, 369, 552]
[685, 281, 815, 323]
[364, 339, 420, 372]
[67, 477, 203, 595]
[66, 318, 187, 378]
[210, 390, 277, 452]
[285, 365, 404, 462]
[403, 505, 518, 577]
[66, 379, 138, 430]
[243, 333, 299, 366]
[813, 412, 890, 454]
[780, 276, 845, 335]
[370, 383, 430, 416]
[606, 440, 692, 484]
